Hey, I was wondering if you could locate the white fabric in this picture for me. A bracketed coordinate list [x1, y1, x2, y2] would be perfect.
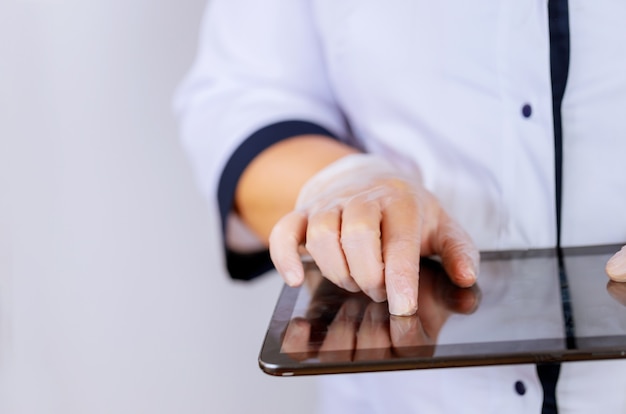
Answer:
[175, 0, 626, 412]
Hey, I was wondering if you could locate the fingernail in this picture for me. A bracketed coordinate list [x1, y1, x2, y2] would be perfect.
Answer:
[607, 247, 626, 281]
[366, 288, 387, 303]
[386, 278, 417, 316]
[457, 262, 478, 287]
[283, 270, 301, 286]
[389, 293, 417, 316]
[390, 302, 417, 316]
[341, 278, 362, 293]
[463, 268, 477, 283]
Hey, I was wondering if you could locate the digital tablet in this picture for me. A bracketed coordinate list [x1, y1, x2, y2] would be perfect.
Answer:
[259, 244, 626, 376]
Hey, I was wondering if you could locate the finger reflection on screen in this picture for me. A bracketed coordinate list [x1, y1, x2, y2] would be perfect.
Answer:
[280, 259, 481, 362]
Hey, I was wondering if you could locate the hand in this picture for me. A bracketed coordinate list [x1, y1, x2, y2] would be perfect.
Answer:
[280, 259, 480, 362]
[269, 153, 479, 315]
[606, 245, 626, 281]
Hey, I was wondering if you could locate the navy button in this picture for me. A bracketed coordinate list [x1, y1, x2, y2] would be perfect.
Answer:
[515, 380, 527, 396]
[522, 104, 532, 118]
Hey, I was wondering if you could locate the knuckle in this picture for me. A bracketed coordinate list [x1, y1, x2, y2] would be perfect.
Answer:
[381, 177, 413, 192]
[307, 209, 340, 238]
[306, 232, 339, 257]
[340, 224, 381, 245]
[306, 223, 338, 240]
[384, 235, 420, 252]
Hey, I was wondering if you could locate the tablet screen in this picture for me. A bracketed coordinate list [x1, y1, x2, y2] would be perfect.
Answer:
[259, 244, 626, 376]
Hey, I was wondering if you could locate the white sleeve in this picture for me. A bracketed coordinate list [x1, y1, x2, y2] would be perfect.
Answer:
[173, 0, 348, 279]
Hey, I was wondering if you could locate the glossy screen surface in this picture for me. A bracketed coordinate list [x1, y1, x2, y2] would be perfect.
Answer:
[259, 245, 626, 376]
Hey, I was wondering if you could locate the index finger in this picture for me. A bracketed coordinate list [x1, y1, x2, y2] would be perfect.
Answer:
[381, 197, 421, 316]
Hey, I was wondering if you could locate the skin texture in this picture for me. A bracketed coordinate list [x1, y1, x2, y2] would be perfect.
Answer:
[269, 155, 479, 315]
[235, 135, 479, 316]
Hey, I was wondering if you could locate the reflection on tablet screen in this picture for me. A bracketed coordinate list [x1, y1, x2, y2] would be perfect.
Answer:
[260, 244, 626, 376]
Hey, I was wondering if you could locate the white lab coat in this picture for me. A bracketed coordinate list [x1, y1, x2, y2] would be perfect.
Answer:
[175, 0, 626, 412]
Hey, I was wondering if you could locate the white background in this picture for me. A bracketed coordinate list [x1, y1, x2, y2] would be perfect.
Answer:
[0, 0, 316, 412]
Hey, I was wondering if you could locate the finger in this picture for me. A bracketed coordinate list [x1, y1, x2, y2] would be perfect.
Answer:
[281, 318, 313, 361]
[305, 207, 360, 292]
[430, 211, 479, 288]
[354, 302, 391, 361]
[414, 263, 462, 339]
[269, 211, 308, 286]
[390, 315, 436, 358]
[389, 314, 424, 348]
[341, 197, 386, 301]
[606, 246, 626, 281]
[381, 196, 420, 316]
[318, 298, 362, 362]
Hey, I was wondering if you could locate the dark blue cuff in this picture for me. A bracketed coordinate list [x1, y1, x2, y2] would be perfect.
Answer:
[218, 120, 338, 281]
